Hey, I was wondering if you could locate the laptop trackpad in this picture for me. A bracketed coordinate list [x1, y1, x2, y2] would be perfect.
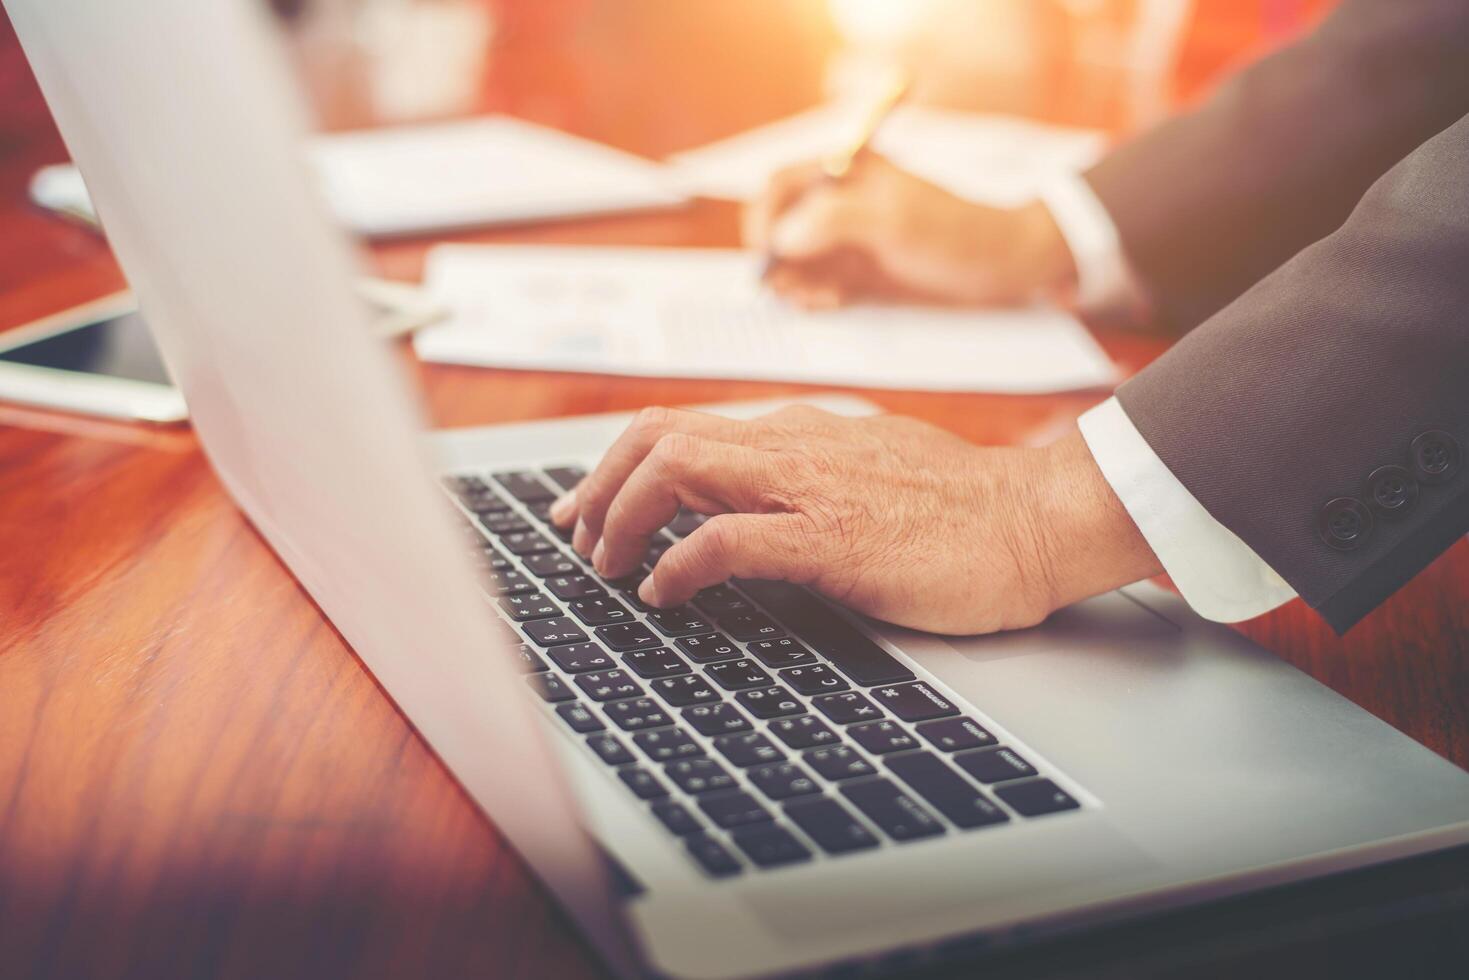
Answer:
[740, 817, 1157, 940]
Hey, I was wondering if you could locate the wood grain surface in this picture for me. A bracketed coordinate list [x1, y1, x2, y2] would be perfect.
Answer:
[1, 7, 1465, 979]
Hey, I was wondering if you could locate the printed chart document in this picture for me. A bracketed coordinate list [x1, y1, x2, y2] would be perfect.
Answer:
[31, 115, 685, 237]
[414, 245, 1117, 393]
[666, 102, 1106, 205]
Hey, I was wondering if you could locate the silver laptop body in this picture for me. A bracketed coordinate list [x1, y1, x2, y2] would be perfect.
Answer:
[10, 1, 1467, 977]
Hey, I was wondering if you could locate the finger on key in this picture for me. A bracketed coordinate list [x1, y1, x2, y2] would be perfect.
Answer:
[572, 407, 754, 555]
[640, 513, 815, 608]
[549, 484, 581, 527]
[595, 437, 777, 579]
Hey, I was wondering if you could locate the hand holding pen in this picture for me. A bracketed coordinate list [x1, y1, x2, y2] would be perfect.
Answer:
[744, 73, 1077, 310]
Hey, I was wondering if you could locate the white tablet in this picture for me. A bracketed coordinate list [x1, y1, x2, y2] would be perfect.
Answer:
[0, 292, 188, 423]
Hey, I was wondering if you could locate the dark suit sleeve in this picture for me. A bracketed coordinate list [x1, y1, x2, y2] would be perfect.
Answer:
[1115, 111, 1469, 633]
[1086, 0, 1469, 333]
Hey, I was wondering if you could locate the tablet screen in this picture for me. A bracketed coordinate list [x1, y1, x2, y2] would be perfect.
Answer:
[0, 311, 173, 386]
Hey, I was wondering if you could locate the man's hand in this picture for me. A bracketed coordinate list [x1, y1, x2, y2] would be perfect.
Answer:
[549, 405, 1161, 635]
[744, 155, 1076, 309]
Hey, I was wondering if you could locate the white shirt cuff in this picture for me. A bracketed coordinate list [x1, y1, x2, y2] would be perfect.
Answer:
[1039, 174, 1148, 323]
[1079, 396, 1297, 623]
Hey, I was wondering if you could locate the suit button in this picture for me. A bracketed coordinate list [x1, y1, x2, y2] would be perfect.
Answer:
[1409, 430, 1460, 485]
[1365, 464, 1418, 519]
[1318, 497, 1374, 551]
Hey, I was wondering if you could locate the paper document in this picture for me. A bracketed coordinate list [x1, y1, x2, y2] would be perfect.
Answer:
[414, 245, 1117, 393]
[667, 103, 1106, 205]
[31, 116, 685, 237]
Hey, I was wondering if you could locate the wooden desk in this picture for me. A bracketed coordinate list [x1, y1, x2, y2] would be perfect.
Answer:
[1, 23, 1466, 980]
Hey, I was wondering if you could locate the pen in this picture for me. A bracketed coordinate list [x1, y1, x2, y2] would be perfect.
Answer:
[760, 70, 911, 280]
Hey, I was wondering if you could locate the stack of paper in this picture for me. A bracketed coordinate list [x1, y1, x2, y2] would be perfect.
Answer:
[667, 102, 1106, 206]
[30, 115, 685, 237]
[312, 116, 684, 235]
[414, 244, 1117, 394]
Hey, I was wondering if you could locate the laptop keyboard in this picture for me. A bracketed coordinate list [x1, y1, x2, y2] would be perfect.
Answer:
[445, 468, 1082, 878]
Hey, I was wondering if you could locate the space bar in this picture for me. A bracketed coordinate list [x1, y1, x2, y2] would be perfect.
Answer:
[735, 580, 915, 686]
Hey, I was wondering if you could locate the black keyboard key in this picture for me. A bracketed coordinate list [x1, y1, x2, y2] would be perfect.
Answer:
[954, 747, 1038, 784]
[547, 641, 615, 673]
[849, 720, 921, 755]
[587, 733, 636, 766]
[651, 800, 703, 836]
[713, 731, 785, 768]
[555, 702, 604, 733]
[784, 797, 880, 855]
[769, 715, 839, 750]
[995, 779, 1080, 817]
[523, 617, 590, 648]
[871, 681, 960, 722]
[780, 664, 850, 695]
[734, 685, 804, 720]
[748, 762, 820, 801]
[683, 703, 752, 736]
[568, 596, 634, 627]
[698, 790, 773, 829]
[466, 496, 513, 517]
[747, 637, 817, 669]
[718, 611, 784, 642]
[501, 529, 557, 556]
[484, 568, 535, 597]
[650, 674, 720, 707]
[523, 552, 582, 578]
[478, 512, 531, 536]
[604, 697, 673, 732]
[666, 508, 707, 537]
[604, 569, 647, 593]
[513, 644, 549, 673]
[736, 580, 915, 686]
[546, 574, 606, 601]
[730, 824, 811, 868]
[448, 477, 511, 512]
[692, 585, 752, 616]
[675, 632, 741, 664]
[542, 465, 586, 492]
[634, 727, 704, 763]
[528, 672, 575, 702]
[494, 470, 557, 504]
[886, 752, 1009, 829]
[500, 592, 560, 622]
[575, 669, 643, 702]
[622, 646, 691, 679]
[645, 606, 714, 637]
[621, 587, 655, 613]
[596, 622, 663, 652]
[618, 767, 668, 800]
[444, 474, 490, 499]
[685, 833, 742, 877]
[706, 658, 774, 691]
[805, 745, 877, 781]
[665, 758, 737, 795]
[811, 691, 884, 725]
[841, 778, 945, 842]
[916, 717, 996, 752]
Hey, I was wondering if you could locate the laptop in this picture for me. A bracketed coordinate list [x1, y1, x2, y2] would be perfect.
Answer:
[10, 1, 1468, 977]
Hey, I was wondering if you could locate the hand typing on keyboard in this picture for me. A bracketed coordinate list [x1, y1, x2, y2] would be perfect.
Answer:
[548, 405, 1161, 635]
